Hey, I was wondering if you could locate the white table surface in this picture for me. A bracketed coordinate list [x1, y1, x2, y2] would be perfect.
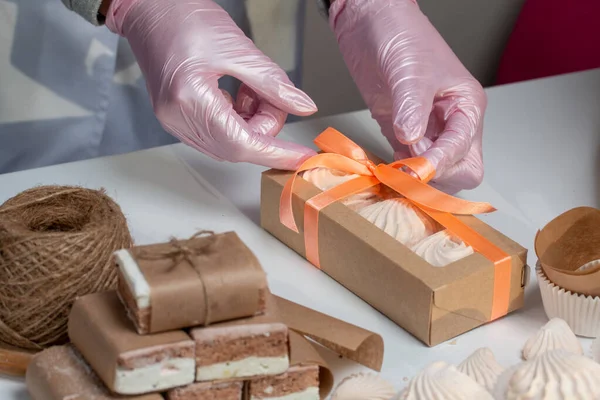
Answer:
[2, 68, 600, 398]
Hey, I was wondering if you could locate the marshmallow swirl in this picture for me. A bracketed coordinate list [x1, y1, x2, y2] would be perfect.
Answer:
[411, 231, 474, 267]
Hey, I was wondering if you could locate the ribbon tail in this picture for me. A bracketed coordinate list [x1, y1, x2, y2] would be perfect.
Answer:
[376, 164, 496, 215]
[418, 207, 512, 320]
[304, 176, 380, 268]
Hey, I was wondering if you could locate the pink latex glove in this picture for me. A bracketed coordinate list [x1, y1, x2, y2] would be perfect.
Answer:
[331, 0, 487, 193]
[105, 0, 317, 170]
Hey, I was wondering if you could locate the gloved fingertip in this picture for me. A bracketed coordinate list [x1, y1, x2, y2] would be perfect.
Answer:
[277, 83, 318, 116]
[287, 148, 318, 170]
[247, 114, 284, 137]
[393, 112, 428, 145]
[252, 147, 316, 171]
[234, 85, 258, 117]
[409, 137, 433, 156]
[417, 147, 446, 177]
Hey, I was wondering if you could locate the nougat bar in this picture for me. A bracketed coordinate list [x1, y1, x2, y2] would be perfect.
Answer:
[246, 365, 320, 400]
[115, 231, 268, 334]
[26, 344, 163, 400]
[167, 381, 243, 400]
[190, 315, 289, 382]
[68, 291, 195, 395]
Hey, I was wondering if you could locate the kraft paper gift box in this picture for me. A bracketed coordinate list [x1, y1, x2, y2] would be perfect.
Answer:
[260, 128, 529, 346]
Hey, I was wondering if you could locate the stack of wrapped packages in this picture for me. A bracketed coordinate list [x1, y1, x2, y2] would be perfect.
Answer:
[25, 232, 384, 399]
[262, 128, 530, 346]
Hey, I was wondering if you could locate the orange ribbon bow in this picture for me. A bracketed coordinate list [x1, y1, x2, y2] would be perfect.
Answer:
[279, 128, 512, 321]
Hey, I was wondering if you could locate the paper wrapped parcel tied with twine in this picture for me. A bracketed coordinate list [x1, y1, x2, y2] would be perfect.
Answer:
[0, 185, 133, 354]
[261, 127, 528, 346]
[115, 231, 268, 334]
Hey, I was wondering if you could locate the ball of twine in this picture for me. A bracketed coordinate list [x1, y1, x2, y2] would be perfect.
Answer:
[0, 186, 133, 350]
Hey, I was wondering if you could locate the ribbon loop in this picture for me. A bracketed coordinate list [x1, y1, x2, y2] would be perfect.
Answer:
[388, 157, 436, 183]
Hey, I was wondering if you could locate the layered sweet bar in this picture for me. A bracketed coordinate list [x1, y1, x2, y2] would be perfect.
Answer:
[166, 381, 243, 400]
[68, 291, 195, 395]
[190, 314, 289, 382]
[26, 344, 164, 400]
[115, 231, 268, 334]
[245, 364, 320, 400]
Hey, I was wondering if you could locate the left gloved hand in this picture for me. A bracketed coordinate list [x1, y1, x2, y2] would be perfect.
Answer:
[104, 0, 317, 170]
[330, 0, 487, 194]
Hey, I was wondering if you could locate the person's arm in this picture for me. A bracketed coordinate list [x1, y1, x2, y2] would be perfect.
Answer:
[99, 0, 111, 19]
[61, 0, 110, 25]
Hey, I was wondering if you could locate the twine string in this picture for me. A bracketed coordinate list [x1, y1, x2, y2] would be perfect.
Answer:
[137, 230, 218, 326]
[0, 186, 133, 350]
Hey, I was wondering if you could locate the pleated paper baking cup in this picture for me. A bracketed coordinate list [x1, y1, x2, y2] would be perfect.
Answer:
[537, 263, 600, 338]
[535, 207, 600, 297]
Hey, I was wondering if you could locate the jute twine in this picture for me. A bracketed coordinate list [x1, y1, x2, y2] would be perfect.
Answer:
[0, 186, 133, 350]
[137, 231, 218, 326]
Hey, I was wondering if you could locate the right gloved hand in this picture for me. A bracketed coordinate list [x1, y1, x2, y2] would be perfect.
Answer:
[105, 0, 318, 170]
[331, 0, 487, 193]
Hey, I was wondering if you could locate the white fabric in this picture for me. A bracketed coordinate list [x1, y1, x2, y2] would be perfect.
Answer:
[0, 0, 304, 174]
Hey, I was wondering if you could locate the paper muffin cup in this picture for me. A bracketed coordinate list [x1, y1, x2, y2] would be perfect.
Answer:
[537, 263, 600, 338]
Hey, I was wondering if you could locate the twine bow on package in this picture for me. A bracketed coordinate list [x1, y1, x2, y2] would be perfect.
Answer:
[114, 231, 268, 334]
[261, 128, 529, 346]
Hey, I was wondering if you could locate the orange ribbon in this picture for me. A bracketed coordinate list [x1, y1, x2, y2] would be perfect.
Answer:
[279, 127, 512, 321]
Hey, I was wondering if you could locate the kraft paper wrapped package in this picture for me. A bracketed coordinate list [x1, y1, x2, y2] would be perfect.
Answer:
[68, 291, 196, 395]
[261, 128, 529, 346]
[26, 345, 164, 400]
[114, 232, 268, 334]
[535, 207, 600, 337]
[63, 289, 379, 399]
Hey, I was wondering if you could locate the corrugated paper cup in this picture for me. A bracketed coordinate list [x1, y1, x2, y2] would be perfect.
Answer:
[537, 263, 600, 337]
[535, 207, 600, 297]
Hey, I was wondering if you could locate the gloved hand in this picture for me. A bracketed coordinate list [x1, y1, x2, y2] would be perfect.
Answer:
[105, 0, 317, 170]
[330, 0, 487, 193]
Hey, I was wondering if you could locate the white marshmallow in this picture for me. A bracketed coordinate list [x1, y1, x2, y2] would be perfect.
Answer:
[114, 357, 195, 395]
[251, 387, 319, 400]
[114, 249, 150, 309]
[196, 356, 289, 381]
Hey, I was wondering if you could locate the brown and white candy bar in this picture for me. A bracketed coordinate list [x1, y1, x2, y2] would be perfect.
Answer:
[115, 231, 268, 334]
[190, 314, 289, 382]
[246, 365, 320, 400]
[26, 344, 163, 400]
[68, 291, 195, 395]
[167, 381, 243, 400]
